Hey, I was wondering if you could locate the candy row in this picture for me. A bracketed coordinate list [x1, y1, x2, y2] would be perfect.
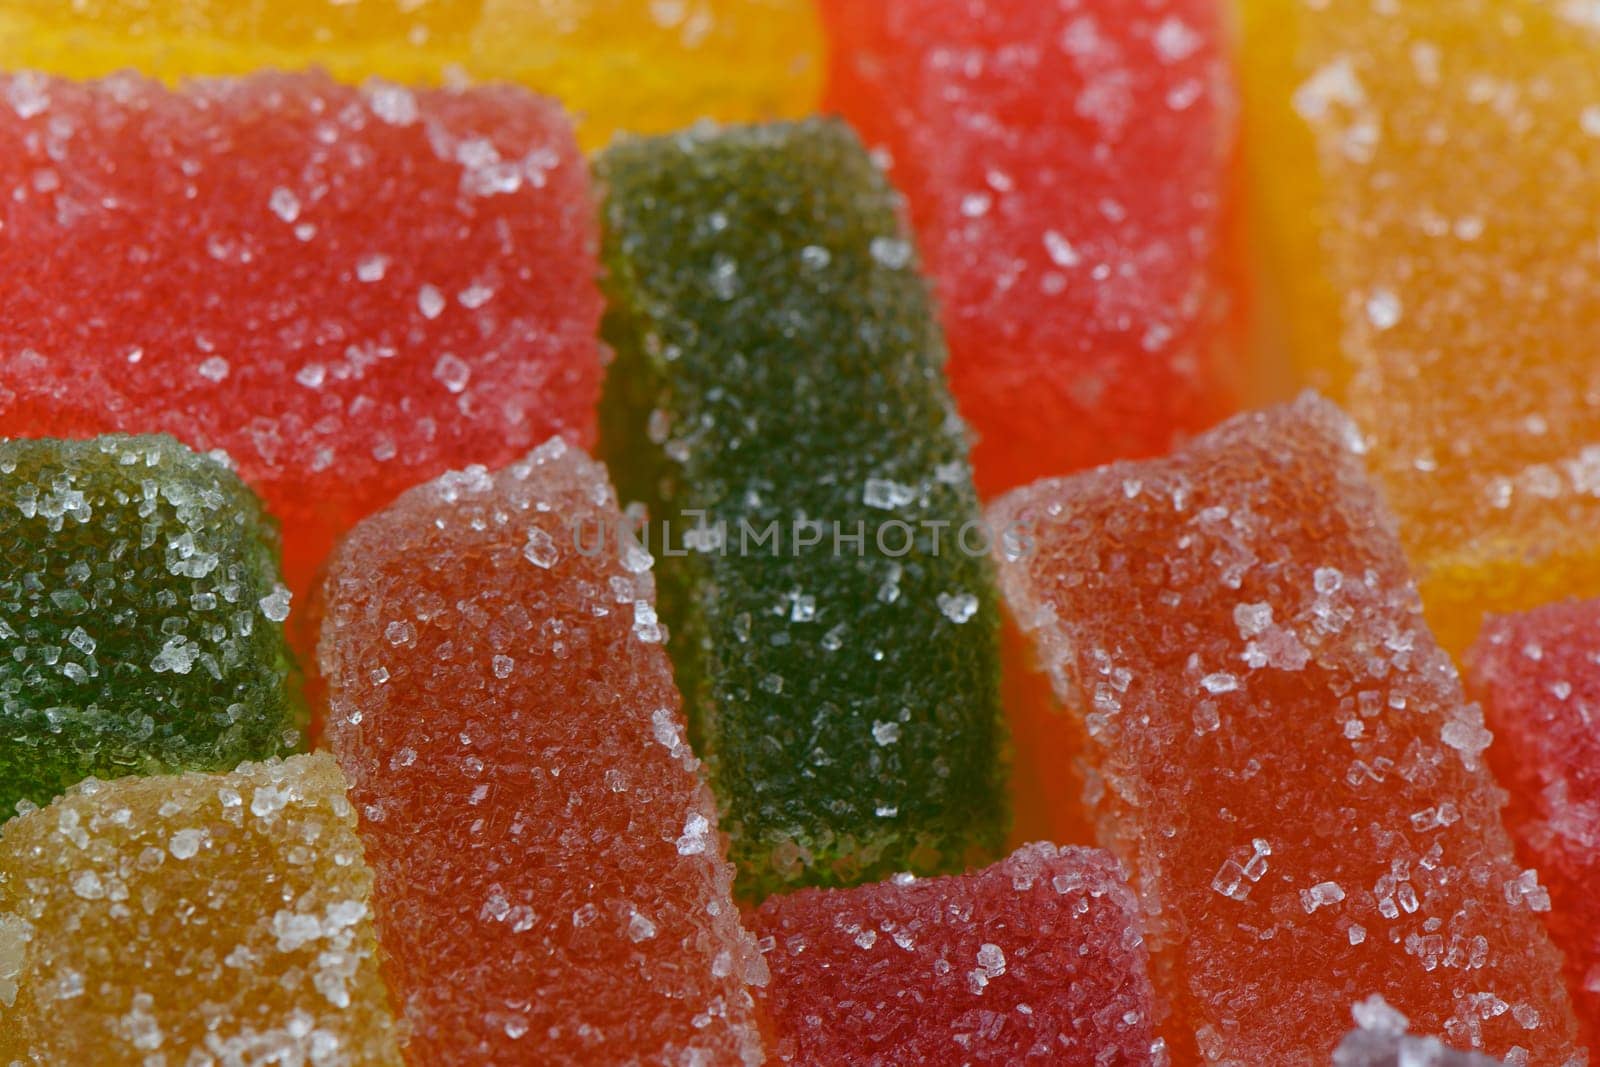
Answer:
[10, 399, 1589, 1063]
[3, 0, 1600, 1063]
[9, 0, 1599, 653]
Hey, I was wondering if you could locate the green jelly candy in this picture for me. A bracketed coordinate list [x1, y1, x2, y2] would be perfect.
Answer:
[597, 118, 1007, 898]
[0, 434, 302, 815]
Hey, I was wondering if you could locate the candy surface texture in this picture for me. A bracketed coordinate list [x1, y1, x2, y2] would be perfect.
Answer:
[1333, 995, 1508, 1067]
[820, 0, 1243, 496]
[0, 753, 402, 1065]
[0, 70, 602, 602]
[754, 842, 1162, 1065]
[598, 118, 1007, 897]
[1468, 598, 1600, 1053]
[319, 441, 765, 1064]
[0, 434, 300, 815]
[989, 394, 1580, 1063]
[0, 0, 822, 149]
[1239, 0, 1600, 651]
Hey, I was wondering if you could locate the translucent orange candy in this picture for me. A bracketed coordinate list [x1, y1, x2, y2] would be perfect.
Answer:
[0, 0, 822, 150]
[317, 442, 764, 1064]
[990, 395, 1580, 1064]
[1239, 0, 1600, 653]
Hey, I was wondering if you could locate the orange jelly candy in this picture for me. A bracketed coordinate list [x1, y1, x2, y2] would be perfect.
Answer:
[989, 395, 1580, 1064]
[1239, 0, 1600, 653]
[316, 441, 764, 1064]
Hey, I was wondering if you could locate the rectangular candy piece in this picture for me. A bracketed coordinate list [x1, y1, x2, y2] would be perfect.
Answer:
[317, 441, 765, 1065]
[0, 434, 301, 815]
[1335, 997, 1509, 1067]
[818, 0, 1244, 498]
[596, 119, 1007, 898]
[753, 842, 1162, 1065]
[0, 753, 402, 1064]
[0, 70, 602, 604]
[1467, 598, 1600, 1053]
[1238, 0, 1600, 653]
[0, 0, 821, 150]
[988, 395, 1580, 1064]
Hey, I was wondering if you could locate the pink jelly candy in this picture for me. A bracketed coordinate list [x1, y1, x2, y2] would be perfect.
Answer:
[1468, 598, 1600, 1055]
[753, 842, 1162, 1065]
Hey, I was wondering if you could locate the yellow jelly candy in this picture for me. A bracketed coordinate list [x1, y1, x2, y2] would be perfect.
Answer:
[1239, 0, 1600, 654]
[0, 754, 402, 1065]
[0, 0, 822, 151]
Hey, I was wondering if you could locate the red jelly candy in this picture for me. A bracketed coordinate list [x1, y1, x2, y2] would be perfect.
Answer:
[753, 843, 1162, 1065]
[818, 0, 1243, 497]
[0, 71, 603, 601]
[1469, 598, 1600, 1056]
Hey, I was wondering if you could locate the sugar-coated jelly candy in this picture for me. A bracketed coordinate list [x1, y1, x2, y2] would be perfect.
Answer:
[0, 0, 822, 150]
[0, 754, 402, 1064]
[1239, 0, 1600, 652]
[0, 71, 603, 605]
[754, 842, 1163, 1065]
[1468, 598, 1600, 1054]
[318, 441, 765, 1064]
[819, 0, 1244, 497]
[989, 395, 1580, 1063]
[0, 434, 300, 815]
[597, 119, 1007, 898]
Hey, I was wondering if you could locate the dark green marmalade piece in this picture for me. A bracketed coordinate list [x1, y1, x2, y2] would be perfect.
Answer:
[0, 435, 303, 815]
[596, 119, 1007, 898]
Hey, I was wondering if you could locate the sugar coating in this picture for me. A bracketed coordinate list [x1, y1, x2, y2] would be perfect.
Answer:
[0, 753, 402, 1065]
[318, 440, 764, 1065]
[0, 435, 301, 816]
[1239, 0, 1600, 653]
[753, 842, 1162, 1065]
[988, 395, 1580, 1064]
[0, 70, 602, 603]
[819, 0, 1242, 498]
[596, 119, 1008, 898]
[1468, 598, 1600, 1053]
[0, 0, 821, 150]
[1334, 995, 1509, 1066]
